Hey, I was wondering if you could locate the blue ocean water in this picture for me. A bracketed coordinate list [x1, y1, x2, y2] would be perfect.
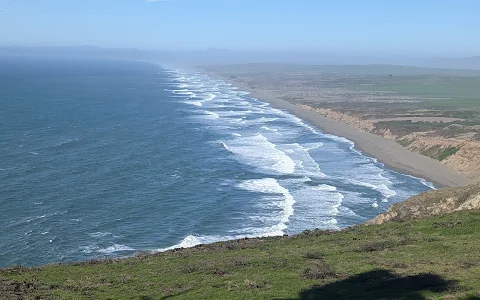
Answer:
[0, 57, 433, 267]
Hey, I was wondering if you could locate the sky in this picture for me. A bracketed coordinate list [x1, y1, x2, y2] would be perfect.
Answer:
[0, 0, 479, 56]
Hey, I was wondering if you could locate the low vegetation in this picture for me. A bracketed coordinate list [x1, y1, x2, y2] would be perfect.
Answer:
[202, 64, 480, 179]
[3, 64, 480, 299]
[2, 211, 480, 299]
[397, 137, 416, 147]
[368, 182, 480, 224]
[436, 146, 460, 161]
[418, 145, 460, 161]
[203, 63, 480, 143]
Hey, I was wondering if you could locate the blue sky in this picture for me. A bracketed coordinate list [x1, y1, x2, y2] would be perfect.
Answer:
[0, 0, 479, 55]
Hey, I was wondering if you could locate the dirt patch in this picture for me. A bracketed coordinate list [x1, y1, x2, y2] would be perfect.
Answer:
[302, 259, 339, 281]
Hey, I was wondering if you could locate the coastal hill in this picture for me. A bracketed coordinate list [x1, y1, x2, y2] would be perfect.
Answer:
[2, 186, 480, 299]
[368, 182, 480, 225]
[201, 64, 480, 183]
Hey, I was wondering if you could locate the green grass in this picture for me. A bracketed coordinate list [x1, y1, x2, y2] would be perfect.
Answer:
[421, 98, 480, 109]
[2, 212, 480, 299]
[204, 64, 480, 77]
[397, 137, 416, 147]
[357, 75, 480, 111]
[437, 147, 460, 161]
[419, 145, 460, 161]
[420, 145, 443, 158]
[360, 76, 480, 98]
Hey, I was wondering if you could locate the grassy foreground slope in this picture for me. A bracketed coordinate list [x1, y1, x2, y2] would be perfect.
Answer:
[2, 209, 480, 299]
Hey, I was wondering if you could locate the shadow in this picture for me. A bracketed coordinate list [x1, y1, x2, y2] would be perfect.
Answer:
[159, 288, 193, 299]
[291, 269, 457, 300]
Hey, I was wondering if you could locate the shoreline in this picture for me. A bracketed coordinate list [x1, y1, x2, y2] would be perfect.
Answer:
[205, 72, 474, 188]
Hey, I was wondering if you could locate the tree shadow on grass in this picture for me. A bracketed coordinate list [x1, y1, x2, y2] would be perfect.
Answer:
[290, 269, 458, 300]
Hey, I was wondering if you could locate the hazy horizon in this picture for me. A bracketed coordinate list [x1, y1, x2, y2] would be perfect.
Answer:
[2, 45, 480, 71]
[1, 45, 479, 58]
[0, 0, 479, 57]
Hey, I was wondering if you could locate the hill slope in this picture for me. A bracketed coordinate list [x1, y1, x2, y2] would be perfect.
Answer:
[2, 209, 480, 299]
[367, 182, 480, 225]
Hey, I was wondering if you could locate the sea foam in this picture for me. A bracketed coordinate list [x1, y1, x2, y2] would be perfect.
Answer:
[223, 134, 296, 174]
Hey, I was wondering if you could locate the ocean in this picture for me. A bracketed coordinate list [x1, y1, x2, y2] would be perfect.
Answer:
[0, 57, 433, 267]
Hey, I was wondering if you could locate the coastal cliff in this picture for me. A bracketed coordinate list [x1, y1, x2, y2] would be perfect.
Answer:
[367, 182, 480, 225]
[298, 104, 480, 180]
[201, 65, 477, 187]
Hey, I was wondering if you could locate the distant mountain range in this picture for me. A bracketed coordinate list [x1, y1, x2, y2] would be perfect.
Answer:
[1, 46, 479, 70]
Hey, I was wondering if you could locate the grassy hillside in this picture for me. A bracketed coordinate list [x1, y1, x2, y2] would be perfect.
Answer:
[2, 210, 480, 299]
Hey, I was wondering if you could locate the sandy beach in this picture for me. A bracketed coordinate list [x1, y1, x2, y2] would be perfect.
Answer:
[204, 73, 474, 188]
[251, 90, 474, 187]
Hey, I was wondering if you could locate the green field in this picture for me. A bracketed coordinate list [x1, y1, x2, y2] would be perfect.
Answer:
[204, 64, 480, 77]
[357, 75, 480, 110]
[2, 211, 480, 299]
[365, 76, 480, 96]
[422, 98, 480, 109]
[204, 64, 480, 111]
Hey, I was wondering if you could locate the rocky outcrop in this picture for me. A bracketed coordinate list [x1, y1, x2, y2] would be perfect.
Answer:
[366, 182, 480, 225]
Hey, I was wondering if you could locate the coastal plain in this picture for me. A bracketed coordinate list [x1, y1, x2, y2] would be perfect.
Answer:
[201, 64, 480, 187]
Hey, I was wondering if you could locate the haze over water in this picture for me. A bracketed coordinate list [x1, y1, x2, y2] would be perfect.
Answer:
[0, 58, 433, 267]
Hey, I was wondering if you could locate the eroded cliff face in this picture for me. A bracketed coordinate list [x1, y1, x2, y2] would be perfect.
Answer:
[297, 105, 376, 133]
[401, 136, 480, 179]
[298, 104, 480, 180]
[366, 183, 480, 225]
[443, 143, 480, 179]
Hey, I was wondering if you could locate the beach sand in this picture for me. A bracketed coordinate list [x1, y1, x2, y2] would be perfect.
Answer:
[205, 73, 474, 188]
[251, 90, 474, 188]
